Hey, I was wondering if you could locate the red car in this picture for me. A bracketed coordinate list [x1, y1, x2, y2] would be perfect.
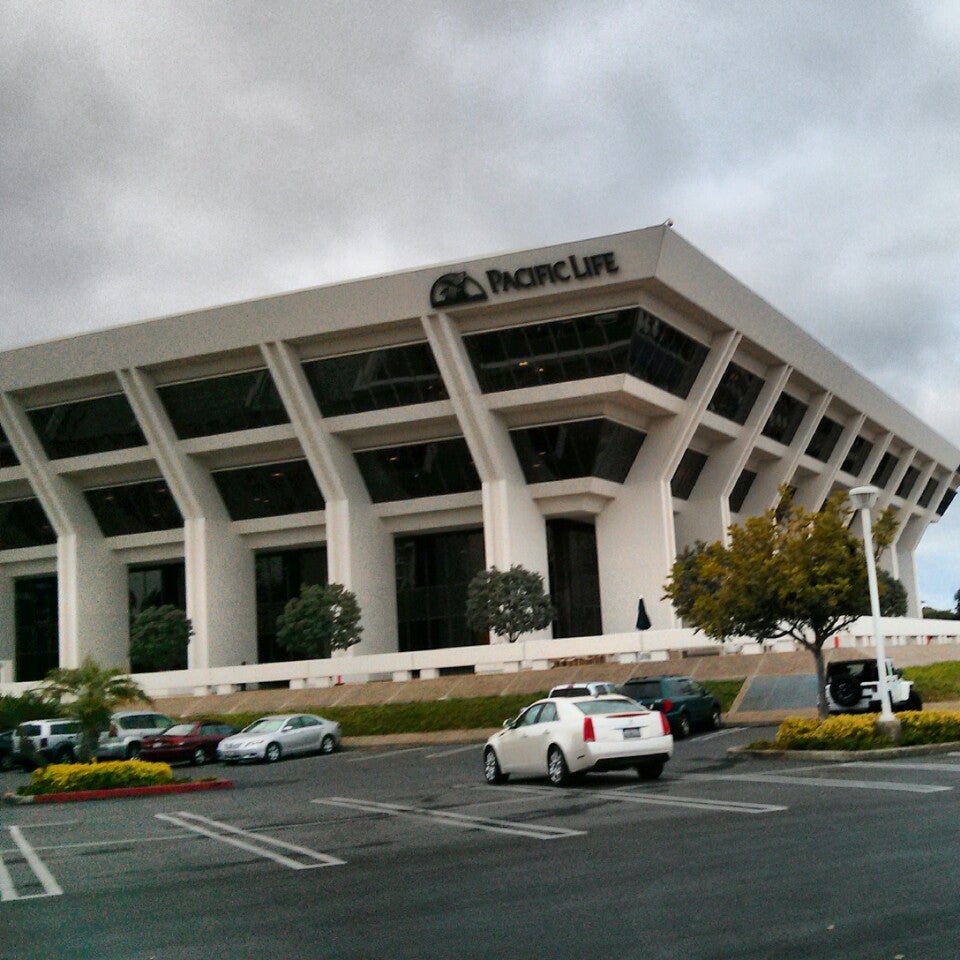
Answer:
[140, 721, 239, 766]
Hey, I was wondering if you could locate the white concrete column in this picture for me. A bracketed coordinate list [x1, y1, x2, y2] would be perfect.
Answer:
[877, 447, 917, 514]
[261, 341, 397, 655]
[882, 457, 936, 589]
[0, 394, 128, 669]
[421, 313, 550, 636]
[597, 330, 740, 631]
[795, 412, 866, 511]
[855, 431, 893, 486]
[118, 368, 256, 668]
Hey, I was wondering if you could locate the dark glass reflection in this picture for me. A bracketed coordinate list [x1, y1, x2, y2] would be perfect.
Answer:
[212, 460, 325, 520]
[355, 438, 480, 502]
[871, 452, 899, 489]
[896, 466, 920, 499]
[129, 562, 186, 620]
[937, 488, 956, 517]
[762, 393, 808, 445]
[0, 498, 57, 550]
[729, 469, 757, 513]
[15, 575, 58, 682]
[85, 480, 183, 537]
[463, 307, 708, 399]
[708, 363, 764, 424]
[918, 478, 938, 509]
[256, 546, 328, 663]
[841, 435, 873, 476]
[158, 369, 288, 439]
[28, 394, 146, 459]
[547, 519, 601, 639]
[806, 416, 843, 462]
[510, 419, 645, 484]
[671, 449, 709, 500]
[304, 343, 448, 417]
[395, 529, 485, 652]
[0, 425, 19, 468]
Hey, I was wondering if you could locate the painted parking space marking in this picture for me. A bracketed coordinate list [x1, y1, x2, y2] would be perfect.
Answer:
[688, 773, 951, 794]
[696, 727, 747, 742]
[1, 827, 63, 902]
[313, 796, 586, 839]
[845, 761, 960, 773]
[156, 812, 346, 870]
[347, 747, 428, 763]
[425, 744, 479, 759]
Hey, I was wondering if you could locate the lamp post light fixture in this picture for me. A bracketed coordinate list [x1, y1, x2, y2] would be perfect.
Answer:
[848, 485, 900, 739]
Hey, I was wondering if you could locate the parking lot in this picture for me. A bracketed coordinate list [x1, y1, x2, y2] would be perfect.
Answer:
[2, 724, 959, 959]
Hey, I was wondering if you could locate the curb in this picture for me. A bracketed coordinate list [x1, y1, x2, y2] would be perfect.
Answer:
[4, 778, 234, 805]
[728, 740, 960, 762]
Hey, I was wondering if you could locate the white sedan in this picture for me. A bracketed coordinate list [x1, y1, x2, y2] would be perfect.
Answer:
[217, 713, 341, 764]
[483, 695, 673, 786]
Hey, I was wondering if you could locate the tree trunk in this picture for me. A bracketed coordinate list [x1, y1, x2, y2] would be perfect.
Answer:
[811, 639, 829, 720]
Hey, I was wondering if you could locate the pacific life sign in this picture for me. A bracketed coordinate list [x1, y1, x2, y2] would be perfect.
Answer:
[429, 251, 619, 309]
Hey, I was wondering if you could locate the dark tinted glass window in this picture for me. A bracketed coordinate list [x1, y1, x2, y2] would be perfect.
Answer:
[671, 449, 709, 500]
[355, 438, 480, 502]
[303, 343, 448, 417]
[729, 469, 757, 513]
[14, 575, 58, 682]
[547, 519, 601, 639]
[28, 394, 146, 459]
[937, 488, 956, 517]
[464, 307, 708, 399]
[707, 363, 764, 424]
[841, 435, 873, 476]
[510, 420, 645, 484]
[85, 480, 182, 537]
[805, 416, 843, 462]
[918, 478, 938, 509]
[0, 425, 18, 468]
[128, 562, 186, 620]
[871, 452, 899, 489]
[158, 369, 288, 439]
[212, 460, 325, 520]
[0, 498, 57, 550]
[762, 393, 808, 445]
[896, 466, 920, 499]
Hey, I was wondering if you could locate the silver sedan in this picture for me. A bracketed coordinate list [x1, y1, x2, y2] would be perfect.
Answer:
[216, 713, 341, 764]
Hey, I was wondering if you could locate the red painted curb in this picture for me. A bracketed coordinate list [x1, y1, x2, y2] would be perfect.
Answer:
[10, 779, 234, 805]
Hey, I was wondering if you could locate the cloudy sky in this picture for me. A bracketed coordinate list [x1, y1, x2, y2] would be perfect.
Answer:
[2, 0, 959, 607]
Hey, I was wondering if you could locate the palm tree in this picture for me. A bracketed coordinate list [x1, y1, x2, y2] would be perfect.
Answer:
[37, 658, 152, 762]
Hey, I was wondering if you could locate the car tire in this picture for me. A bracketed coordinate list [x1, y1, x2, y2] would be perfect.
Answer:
[192, 746, 207, 766]
[710, 705, 722, 730]
[636, 759, 665, 781]
[55, 745, 75, 764]
[547, 746, 571, 787]
[483, 747, 507, 785]
[906, 691, 923, 711]
[320, 735, 336, 755]
[264, 742, 282, 764]
[125, 742, 141, 760]
[830, 678, 862, 708]
[675, 713, 691, 739]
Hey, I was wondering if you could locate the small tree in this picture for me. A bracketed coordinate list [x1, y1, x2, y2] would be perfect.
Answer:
[129, 605, 193, 673]
[466, 565, 555, 644]
[36, 658, 151, 762]
[664, 487, 898, 719]
[275, 583, 362, 659]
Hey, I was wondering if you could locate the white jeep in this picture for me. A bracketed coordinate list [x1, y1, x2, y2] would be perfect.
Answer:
[826, 658, 922, 713]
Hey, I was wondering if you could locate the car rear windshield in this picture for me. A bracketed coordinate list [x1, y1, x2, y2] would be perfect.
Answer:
[623, 681, 662, 699]
[242, 719, 285, 733]
[161, 723, 195, 737]
[551, 687, 591, 697]
[575, 699, 644, 715]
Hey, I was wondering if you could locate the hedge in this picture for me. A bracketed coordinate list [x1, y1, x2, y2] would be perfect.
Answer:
[23, 760, 175, 796]
[769, 710, 960, 751]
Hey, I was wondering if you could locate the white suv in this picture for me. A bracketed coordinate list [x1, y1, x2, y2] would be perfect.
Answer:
[97, 711, 173, 760]
[826, 658, 922, 713]
[13, 718, 81, 767]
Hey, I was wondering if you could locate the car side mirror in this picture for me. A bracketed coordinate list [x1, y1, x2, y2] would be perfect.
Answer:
[502, 719, 516, 729]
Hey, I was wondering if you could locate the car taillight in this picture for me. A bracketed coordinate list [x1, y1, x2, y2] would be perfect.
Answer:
[659, 711, 671, 736]
[583, 717, 595, 742]
[659, 699, 673, 713]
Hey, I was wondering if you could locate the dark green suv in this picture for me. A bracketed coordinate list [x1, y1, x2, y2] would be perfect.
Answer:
[621, 676, 722, 738]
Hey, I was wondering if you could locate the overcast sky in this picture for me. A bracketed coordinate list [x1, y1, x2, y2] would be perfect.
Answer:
[2, 0, 959, 607]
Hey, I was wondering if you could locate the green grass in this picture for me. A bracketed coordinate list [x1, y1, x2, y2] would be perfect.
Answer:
[700, 679, 744, 712]
[903, 662, 960, 703]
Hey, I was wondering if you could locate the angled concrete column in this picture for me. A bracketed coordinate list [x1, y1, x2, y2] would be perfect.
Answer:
[0, 573, 14, 665]
[119, 369, 256, 668]
[0, 394, 128, 669]
[261, 341, 397, 654]
[882, 458, 936, 586]
[795, 412, 865, 511]
[877, 447, 917, 514]
[421, 313, 550, 630]
[675, 363, 791, 549]
[598, 331, 740, 631]
[856, 431, 893, 486]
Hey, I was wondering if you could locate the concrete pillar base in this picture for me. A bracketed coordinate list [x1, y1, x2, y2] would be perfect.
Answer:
[876, 716, 902, 743]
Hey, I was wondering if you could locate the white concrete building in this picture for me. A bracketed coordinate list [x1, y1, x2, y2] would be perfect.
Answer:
[0, 225, 956, 684]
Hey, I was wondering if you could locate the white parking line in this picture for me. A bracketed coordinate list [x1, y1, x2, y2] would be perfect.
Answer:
[1, 827, 64, 901]
[313, 796, 585, 840]
[425, 745, 479, 760]
[846, 761, 960, 773]
[688, 773, 951, 793]
[347, 747, 428, 763]
[697, 727, 746, 741]
[156, 812, 346, 870]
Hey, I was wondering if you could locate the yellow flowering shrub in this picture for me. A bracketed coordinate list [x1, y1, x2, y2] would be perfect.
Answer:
[774, 710, 960, 750]
[27, 760, 175, 795]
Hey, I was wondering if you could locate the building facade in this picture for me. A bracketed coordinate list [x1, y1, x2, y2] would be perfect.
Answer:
[0, 226, 956, 682]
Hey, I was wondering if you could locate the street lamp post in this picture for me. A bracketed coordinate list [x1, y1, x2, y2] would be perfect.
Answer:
[849, 485, 900, 740]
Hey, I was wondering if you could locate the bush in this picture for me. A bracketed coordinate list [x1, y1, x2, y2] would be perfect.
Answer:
[0, 693, 64, 731]
[23, 760, 175, 796]
[771, 710, 960, 751]
[701, 679, 744, 713]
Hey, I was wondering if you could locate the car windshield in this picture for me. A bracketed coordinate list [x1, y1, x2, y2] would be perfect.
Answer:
[575, 698, 642, 715]
[624, 681, 662, 699]
[241, 718, 285, 733]
[160, 723, 196, 737]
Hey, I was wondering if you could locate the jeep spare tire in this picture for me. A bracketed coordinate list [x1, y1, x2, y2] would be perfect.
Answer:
[830, 677, 862, 707]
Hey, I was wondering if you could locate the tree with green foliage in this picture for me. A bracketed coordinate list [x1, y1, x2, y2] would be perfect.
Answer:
[129, 605, 193, 673]
[276, 583, 363, 659]
[36, 658, 151, 762]
[664, 487, 899, 719]
[466, 565, 555, 644]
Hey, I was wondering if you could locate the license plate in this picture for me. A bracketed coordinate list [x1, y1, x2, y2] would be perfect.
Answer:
[623, 727, 641, 739]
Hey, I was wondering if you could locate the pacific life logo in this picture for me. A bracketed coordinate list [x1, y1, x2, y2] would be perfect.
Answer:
[429, 251, 619, 309]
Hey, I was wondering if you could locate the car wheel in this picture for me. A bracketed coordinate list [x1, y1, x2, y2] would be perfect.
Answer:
[55, 745, 75, 763]
[636, 759, 665, 781]
[320, 735, 336, 755]
[675, 713, 691, 739]
[710, 705, 722, 730]
[125, 742, 141, 760]
[264, 742, 282, 764]
[906, 691, 923, 711]
[483, 747, 507, 785]
[192, 746, 207, 766]
[830, 678, 862, 708]
[547, 746, 571, 787]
